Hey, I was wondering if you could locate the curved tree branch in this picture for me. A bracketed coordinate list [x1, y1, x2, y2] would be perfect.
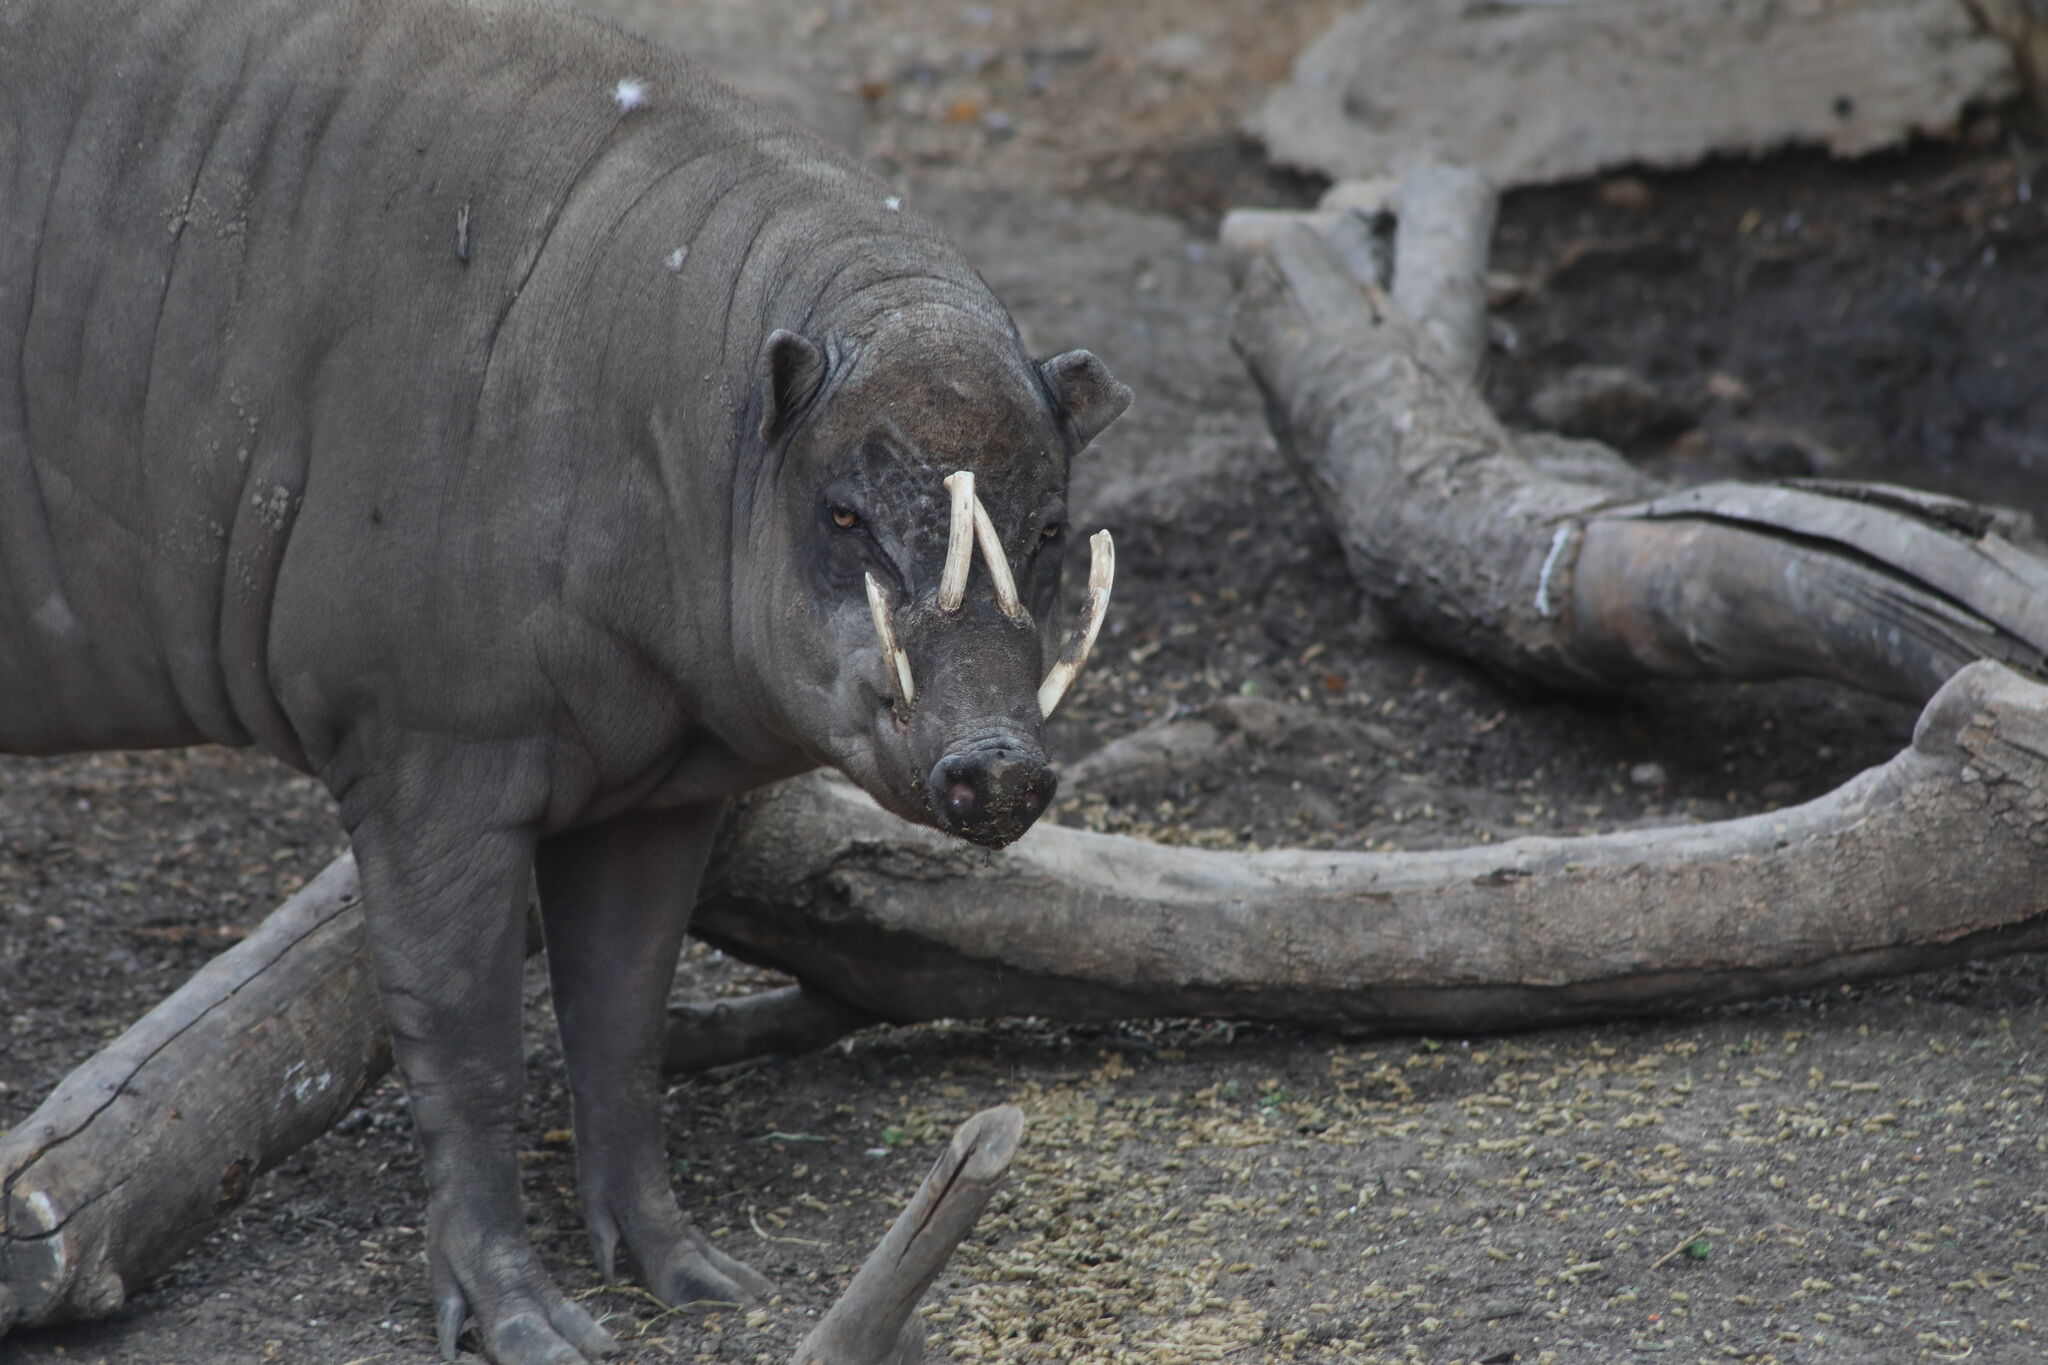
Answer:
[1229, 171, 2048, 704]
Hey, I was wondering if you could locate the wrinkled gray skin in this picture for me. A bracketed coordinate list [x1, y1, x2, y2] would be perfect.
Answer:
[0, 1, 1130, 1360]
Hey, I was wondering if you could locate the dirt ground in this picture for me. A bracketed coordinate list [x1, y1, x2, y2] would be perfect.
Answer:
[6, 1, 2048, 1362]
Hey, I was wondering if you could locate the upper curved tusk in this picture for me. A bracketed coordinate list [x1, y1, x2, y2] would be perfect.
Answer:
[969, 495, 1024, 619]
[864, 572, 916, 707]
[1037, 529, 1114, 718]
[938, 471, 975, 612]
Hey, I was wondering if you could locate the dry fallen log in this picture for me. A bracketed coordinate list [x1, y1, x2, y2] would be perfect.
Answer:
[0, 858, 383, 1335]
[794, 1105, 1023, 1365]
[10, 658, 2048, 1332]
[1229, 167, 2048, 706]
[691, 661, 2048, 1026]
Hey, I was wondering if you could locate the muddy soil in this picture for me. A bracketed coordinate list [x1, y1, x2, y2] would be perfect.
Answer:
[5, 2, 2047, 1363]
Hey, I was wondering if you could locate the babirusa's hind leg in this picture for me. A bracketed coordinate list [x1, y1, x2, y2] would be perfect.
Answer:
[535, 801, 772, 1308]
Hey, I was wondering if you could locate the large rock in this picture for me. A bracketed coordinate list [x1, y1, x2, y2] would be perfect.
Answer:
[1249, 0, 2016, 187]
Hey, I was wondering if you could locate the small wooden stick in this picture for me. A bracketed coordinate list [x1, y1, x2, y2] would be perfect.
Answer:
[793, 1105, 1025, 1365]
[1652, 1227, 1712, 1270]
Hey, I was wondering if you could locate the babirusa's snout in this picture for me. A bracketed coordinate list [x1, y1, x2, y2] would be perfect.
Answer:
[1037, 529, 1114, 717]
[929, 736, 1057, 848]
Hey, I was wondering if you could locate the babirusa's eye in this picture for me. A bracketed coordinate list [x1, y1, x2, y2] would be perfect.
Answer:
[1042, 522, 1061, 539]
[831, 506, 859, 529]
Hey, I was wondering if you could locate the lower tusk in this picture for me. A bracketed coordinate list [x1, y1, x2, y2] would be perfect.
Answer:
[970, 495, 1024, 618]
[1037, 529, 1114, 718]
[864, 572, 916, 707]
[938, 471, 975, 611]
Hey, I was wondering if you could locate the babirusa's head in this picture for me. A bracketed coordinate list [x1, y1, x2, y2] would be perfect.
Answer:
[737, 319, 1130, 848]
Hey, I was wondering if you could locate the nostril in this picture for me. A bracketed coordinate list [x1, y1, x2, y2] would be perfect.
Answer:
[946, 777, 980, 823]
[1017, 785, 1048, 822]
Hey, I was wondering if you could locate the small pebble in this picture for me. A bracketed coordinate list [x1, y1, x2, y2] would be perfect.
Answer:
[1597, 176, 1655, 211]
[1629, 762, 1668, 789]
[1705, 371, 1752, 407]
[1139, 31, 1212, 78]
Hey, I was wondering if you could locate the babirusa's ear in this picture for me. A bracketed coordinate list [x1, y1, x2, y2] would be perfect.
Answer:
[1039, 349, 1132, 450]
[760, 329, 829, 438]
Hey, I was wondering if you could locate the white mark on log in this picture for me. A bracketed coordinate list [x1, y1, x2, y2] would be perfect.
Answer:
[1535, 524, 1576, 618]
[25, 1189, 61, 1233]
[278, 1060, 331, 1109]
[884, 195, 903, 212]
[665, 246, 688, 272]
[455, 202, 470, 264]
[613, 78, 647, 111]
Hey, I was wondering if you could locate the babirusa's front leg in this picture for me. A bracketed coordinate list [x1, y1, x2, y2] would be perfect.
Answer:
[348, 778, 616, 1365]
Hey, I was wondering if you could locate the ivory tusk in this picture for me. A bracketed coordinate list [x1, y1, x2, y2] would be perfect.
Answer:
[938, 471, 975, 612]
[864, 572, 916, 707]
[1037, 529, 1114, 718]
[969, 495, 1024, 619]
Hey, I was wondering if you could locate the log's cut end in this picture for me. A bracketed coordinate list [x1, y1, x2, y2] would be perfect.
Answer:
[954, 1104, 1025, 1181]
[4, 1176, 130, 1326]
[794, 1105, 1027, 1365]
[2, 1182, 72, 1324]
[0, 1210, 126, 1327]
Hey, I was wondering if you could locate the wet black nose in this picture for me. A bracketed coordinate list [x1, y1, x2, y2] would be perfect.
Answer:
[929, 740, 1057, 849]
